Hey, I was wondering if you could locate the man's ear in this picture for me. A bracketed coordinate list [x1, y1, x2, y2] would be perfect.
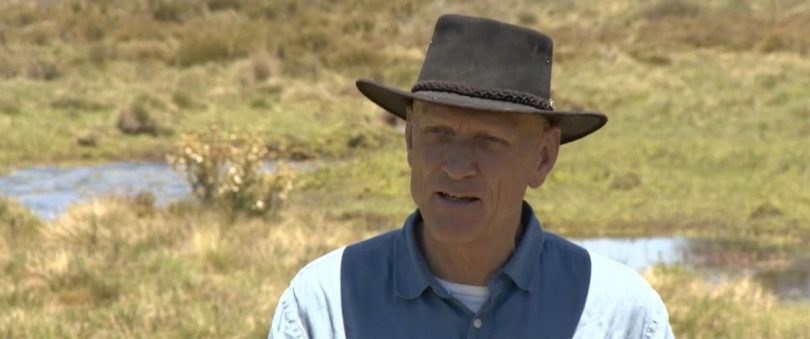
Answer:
[405, 106, 413, 151]
[529, 125, 561, 188]
[405, 103, 414, 168]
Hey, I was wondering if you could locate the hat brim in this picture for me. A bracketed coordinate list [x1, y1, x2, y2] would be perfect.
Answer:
[357, 78, 607, 144]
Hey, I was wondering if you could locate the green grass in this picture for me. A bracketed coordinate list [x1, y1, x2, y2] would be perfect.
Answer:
[1, 0, 810, 336]
[2, 0, 808, 170]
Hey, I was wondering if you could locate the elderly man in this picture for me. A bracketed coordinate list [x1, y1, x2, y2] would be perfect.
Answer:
[269, 14, 673, 339]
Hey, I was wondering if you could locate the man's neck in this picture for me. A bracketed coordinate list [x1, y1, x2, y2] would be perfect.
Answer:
[419, 217, 524, 287]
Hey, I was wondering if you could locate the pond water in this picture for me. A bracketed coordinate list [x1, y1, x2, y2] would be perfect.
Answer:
[1, 162, 808, 300]
[0, 161, 299, 220]
[572, 237, 810, 300]
[1, 162, 188, 220]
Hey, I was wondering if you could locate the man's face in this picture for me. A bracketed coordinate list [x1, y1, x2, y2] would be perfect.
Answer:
[406, 100, 561, 246]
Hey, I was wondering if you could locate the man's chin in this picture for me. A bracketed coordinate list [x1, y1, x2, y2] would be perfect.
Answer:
[421, 215, 485, 244]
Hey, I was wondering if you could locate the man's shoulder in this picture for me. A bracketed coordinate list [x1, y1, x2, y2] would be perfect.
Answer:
[543, 231, 590, 257]
[290, 229, 400, 288]
[576, 250, 671, 337]
[587, 251, 664, 306]
[288, 246, 346, 295]
[343, 228, 400, 256]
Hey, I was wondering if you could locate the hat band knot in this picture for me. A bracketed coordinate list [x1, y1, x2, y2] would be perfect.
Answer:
[411, 80, 554, 111]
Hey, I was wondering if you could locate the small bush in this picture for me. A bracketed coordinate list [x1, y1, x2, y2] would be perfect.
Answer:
[112, 15, 171, 42]
[639, 0, 702, 20]
[70, 11, 108, 42]
[0, 54, 19, 79]
[0, 96, 21, 115]
[171, 90, 202, 109]
[174, 20, 260, 67]
[86, 41, 115, 65]
[250, 54, 274, 83]
[26, 56, 63, 81]
[149, 0, 200, 23]
[116, 40, 171, 62]
[167, 125, 295, 217]
[610, 172, 643, 190]
[117, 95, 172, 136]
[206, 0, 243, 12]
[18, 21, 60, 45]
[0, 197, 43, 247]
[50, 95, 107, 111]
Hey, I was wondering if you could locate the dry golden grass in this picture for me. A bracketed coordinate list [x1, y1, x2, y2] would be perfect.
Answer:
[0, 194, 378, 337]
[648, 267, 810, 338]
[2, 196, 809, 338]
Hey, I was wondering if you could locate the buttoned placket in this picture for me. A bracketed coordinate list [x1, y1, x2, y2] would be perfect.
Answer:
[456, 273, 509, 339]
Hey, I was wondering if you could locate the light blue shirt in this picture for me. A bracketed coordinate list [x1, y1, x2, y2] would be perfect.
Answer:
[269, 202, 674, 338]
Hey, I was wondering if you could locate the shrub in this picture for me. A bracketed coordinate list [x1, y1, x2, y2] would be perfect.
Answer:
[638, 0, 702, 20]
[149, 0, 200, 23]
[117, 94, 173, 136]
[0, 54, 19, 79]
[0, 198, 43, 248]
[116, 40, 171, 62]
[26, 56, 63, 81]
[171, 90, 201, 109]
[173, 19, 261, 67]
[0, 96, 21, 115]
[206, 0, 243, 12]
[250, 53, 274, 83]
[18, 21, 60, 45]
[50, 95, 107, 111]
[167, 125, 295, 217]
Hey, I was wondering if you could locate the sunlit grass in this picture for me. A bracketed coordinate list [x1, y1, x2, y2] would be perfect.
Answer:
[648, 266, 810, 338]
[0, 197, 376, 338]
[2, 197, 808, 338]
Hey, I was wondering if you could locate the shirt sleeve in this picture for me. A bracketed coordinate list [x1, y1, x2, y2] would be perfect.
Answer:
[268, 247, 346, 339]
[268, 287, 310, 339]
[641, 300, 675, 339]
[575, 251, 677, 339]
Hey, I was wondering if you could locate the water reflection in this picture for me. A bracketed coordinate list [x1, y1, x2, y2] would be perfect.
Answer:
[0, 161, 298, 220]
[573, 237, 691, 270]
[573, 236, 810, 300]
[755, 259, 810, 300]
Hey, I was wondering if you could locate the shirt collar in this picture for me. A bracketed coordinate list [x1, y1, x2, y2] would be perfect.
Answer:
[393, 210, 449, 299]
[393, 201, 546, 299]
[499, 201, 546, 292]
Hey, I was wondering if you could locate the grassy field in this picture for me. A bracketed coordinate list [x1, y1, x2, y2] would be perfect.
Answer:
[1, 0, 810, 337]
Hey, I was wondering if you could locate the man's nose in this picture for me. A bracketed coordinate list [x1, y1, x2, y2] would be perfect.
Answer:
[441, 140, 477, 180]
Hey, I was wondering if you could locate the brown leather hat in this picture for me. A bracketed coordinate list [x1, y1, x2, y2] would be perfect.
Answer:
[356, 14, 607, 144]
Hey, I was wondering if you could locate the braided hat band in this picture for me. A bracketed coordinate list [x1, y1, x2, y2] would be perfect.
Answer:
[411, 80, 555, 111]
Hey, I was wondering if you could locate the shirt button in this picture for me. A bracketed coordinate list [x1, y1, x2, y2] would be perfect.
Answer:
[473, 318, 482, 329]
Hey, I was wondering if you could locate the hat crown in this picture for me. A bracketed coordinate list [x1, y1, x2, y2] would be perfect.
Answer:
[417, 14, 553, 100]
[354, 14, 607, 145]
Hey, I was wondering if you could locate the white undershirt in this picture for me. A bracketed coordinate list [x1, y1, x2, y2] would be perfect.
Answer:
[435, 277, 490, 313]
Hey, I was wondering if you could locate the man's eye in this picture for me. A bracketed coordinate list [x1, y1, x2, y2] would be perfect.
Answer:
[425, 127, 452, 137]
[480, 135, 506, 145]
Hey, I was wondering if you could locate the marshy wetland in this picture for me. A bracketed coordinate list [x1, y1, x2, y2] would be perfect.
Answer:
[1, 0, 810, 337]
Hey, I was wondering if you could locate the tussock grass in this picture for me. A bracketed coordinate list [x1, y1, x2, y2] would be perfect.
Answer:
[1, 197, 808, 338]
[0, 196, 372, 338]
[648, 267, 810, 338]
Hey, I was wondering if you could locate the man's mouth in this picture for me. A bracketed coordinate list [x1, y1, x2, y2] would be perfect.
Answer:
[437, 191, 479, 202]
